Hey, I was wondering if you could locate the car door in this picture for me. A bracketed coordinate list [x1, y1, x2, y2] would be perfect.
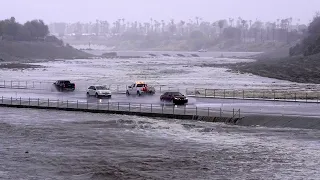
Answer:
[91, 86, 97, 95]
[88, 86, 94, 95]
[129, 84, 135, 94]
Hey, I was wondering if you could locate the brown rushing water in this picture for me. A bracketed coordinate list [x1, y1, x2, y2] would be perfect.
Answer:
[0, 107, 319, 180]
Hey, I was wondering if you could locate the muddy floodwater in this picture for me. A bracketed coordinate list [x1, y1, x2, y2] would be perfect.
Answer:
[0, 107, 319, 179]
[1, 54, 320, 91]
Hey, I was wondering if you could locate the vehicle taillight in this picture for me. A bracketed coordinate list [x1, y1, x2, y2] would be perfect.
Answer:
[143, 87, 147, 91]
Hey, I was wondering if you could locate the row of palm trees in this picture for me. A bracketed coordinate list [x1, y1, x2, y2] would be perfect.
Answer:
[50, 17, 307, 43]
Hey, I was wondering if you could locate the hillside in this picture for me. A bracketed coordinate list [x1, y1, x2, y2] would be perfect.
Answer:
[0, 41, 92, 62]
[231, 53, 320, 84]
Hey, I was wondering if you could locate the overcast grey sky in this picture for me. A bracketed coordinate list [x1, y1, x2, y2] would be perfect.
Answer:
[1, 0, 319, 24]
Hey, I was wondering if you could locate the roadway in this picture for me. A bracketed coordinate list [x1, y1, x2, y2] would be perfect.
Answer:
[1, 88, 320, 117]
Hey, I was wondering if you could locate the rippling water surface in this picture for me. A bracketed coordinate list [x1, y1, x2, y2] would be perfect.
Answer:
[0, 107, 319, 179]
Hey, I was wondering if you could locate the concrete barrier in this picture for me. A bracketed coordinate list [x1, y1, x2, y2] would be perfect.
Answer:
[1, 96, 320, 130]
[237, 115, 320, 130]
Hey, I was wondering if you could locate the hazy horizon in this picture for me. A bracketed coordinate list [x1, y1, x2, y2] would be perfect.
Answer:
[1, 0, 319, 24]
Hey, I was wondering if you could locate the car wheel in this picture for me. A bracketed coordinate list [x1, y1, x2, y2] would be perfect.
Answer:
[126, 90, 130, 96]
[137, 91, 141, 96]
[86, 92, 90, 97]
[95, 93, 99, 98]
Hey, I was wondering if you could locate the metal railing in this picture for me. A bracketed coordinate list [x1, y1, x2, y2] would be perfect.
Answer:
[0, 96, 241, 119]
[1, 80, 319, 102]
[187, 88, 320, 103]
[0, 80, 181, 94]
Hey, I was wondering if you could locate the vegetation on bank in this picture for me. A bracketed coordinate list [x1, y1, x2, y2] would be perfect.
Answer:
[231, 13, 320, 84]
[0, 17, 91, 61]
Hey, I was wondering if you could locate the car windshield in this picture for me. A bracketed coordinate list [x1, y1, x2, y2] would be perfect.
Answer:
[171, 92, 183, 96]
[60, 81, 70, 84]
[136, 84, 146, 87]
[96, 86, 108, 90]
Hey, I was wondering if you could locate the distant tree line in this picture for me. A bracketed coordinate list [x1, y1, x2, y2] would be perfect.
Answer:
[290, 13, 320, 56]
[51, 17, 308, 50]
[0, 17, 49, 41]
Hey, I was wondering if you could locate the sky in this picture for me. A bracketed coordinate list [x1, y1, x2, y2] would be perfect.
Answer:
[1, 0, 319, 24]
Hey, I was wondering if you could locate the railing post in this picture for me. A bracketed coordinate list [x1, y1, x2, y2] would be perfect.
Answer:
[11, 97, 12, 105]
[118, 102, 119, 111]
[140, 104, 141, 112]
[184, 106, 186, 115]
[207, 107, 209, 116]
[26, 81, 28, 88]
[162, 104, 164, 114]
[220, 108, 222, 117]
[160, 86, 162, 93]
[29, 97, 30, 106]
[87, 100, 88, 109]
[239, 109, 241, 118]
[306, 93, 308, 103]
[243, 90, 244, 99]
[273, 92, 276, 101]
[4, 80, 5, 88]
[57, 99, 59, 107]
[33, 81, 35, 88]
[233, 90, 235, 99]
[129, 103, 131, 112]
[195, 106, 197, 116]
[233, 108, 235, 117]
[214, 89, 216, 98]
[97, 101, 99, 110]
[19, 97, 21, 105]
[173, 105, 175, 115]
[11, 81, 12, 88]
[1, 96, 3, 103]
[108, 101, 110, 110]
[263, 91, 265, 99]
[224, 89, 226, 98]
[77, 100, 78, 109]
[205, 89, 207, 97]
[48, 98, 49, 107]
[18, 81, 20, 88]
[151, 104, 152, 113]
[67, 100, 68, 108]
[38, 98, 39, 106]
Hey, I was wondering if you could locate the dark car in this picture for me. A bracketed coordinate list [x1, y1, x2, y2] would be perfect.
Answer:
[53, 80, 75, 92]
[160, 91, 188, 105]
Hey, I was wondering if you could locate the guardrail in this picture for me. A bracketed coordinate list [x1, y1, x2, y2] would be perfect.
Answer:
[187, 88, 320, 103]
[0, 96, 241, 120]
[1, 80, 319, 102]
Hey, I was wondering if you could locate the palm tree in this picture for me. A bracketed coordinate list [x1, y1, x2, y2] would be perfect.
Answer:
[229, 18, 234, 27]
[179, 20, 185, 35]
[218, 20, 225, 36]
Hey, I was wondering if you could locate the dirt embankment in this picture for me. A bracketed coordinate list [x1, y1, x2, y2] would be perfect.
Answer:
[0, 41, 93, 62]
[229, 48, 320, 84]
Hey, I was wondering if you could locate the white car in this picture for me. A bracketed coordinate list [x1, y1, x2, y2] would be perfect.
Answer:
[87, 85, 112, 98]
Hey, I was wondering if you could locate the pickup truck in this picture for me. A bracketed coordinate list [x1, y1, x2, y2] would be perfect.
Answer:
[126, 82, 155, 96]
[53, 80, 75, 92]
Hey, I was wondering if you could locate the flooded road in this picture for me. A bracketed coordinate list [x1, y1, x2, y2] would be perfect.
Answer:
[0, 107, 319, 179]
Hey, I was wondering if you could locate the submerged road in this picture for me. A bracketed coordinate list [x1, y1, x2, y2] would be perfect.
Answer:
[1, 88, 320, 117]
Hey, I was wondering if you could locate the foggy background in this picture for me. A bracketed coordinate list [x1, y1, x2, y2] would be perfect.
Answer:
[1, 0, 319, 23]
